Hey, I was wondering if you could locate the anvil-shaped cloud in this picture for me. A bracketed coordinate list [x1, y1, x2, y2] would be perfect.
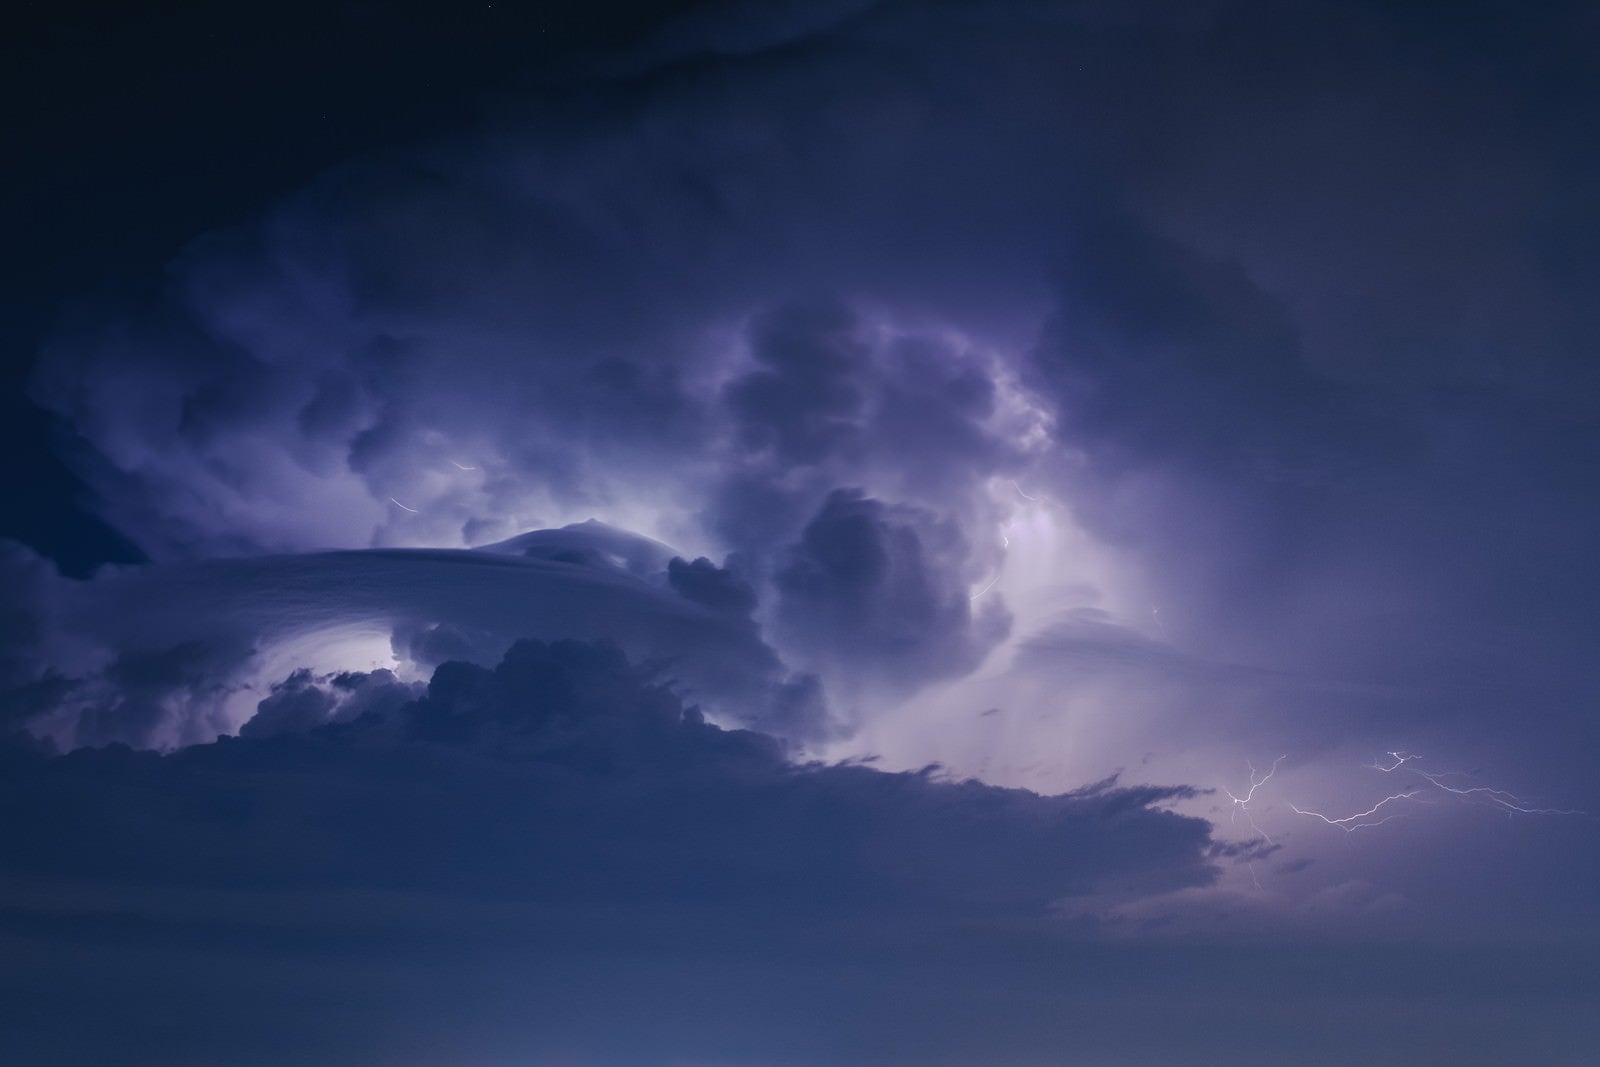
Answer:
[2, 521, 829, 751]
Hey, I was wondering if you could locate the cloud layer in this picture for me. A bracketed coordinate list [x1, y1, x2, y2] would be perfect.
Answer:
[0, 522, 830, 749]
[3, 636, 1214, 911]
[6, 5, 1600, 1061]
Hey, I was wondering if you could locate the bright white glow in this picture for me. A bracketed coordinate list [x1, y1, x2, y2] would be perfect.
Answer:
[211, 623, 409, 742]
[832, 471, 1164, 793]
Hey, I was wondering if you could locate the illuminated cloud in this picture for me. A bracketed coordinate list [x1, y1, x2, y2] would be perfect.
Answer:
[6, 2, 1600, 1061]
[0, 524, 823, 749]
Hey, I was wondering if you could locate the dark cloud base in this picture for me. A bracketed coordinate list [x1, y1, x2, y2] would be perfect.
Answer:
[6, 642, 1592, 1066]
[0, 637, 1249, 1063]
[2, 638, 1211, 910]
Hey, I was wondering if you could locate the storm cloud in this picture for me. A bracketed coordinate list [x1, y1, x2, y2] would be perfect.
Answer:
[0, 522, 829, 750]
[5, 0, 1600, 1062]
[1, 637, 1214, 911]
[17, 0, 1599, 908]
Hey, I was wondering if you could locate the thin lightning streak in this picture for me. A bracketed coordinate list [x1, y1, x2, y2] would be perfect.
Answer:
[1367, 750, 1419, 772]
[1291, 750, 1583, 833]
[1289, 792, 1420, 832]
[970, 574, 1001, 601]
[1224, 755, 1284, 846]
[977, 521, 1015, 598]
[451, 461, 477, 471]
[1010, 480, 1039, 502]
[1412, 771, 1584, 816]
[388, 497, 419, 513]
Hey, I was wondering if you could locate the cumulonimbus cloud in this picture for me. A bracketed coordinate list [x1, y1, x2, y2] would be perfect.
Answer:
[15, 0, 1600, 955]
[0, 523, 826, 750]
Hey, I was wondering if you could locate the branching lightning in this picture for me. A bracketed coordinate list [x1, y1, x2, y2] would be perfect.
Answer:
[1224, 755, 1285, 846]
[1288, 791, 1420, 832]
[1368, 750, 1419, 773]
[1221, 755, 1284, 891]
[1291, 750, 1583, 833]
[1410, 768, 1584, 816]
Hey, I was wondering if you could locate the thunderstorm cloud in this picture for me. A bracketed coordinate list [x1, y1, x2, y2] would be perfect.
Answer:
[4, 0, 1599, 1063]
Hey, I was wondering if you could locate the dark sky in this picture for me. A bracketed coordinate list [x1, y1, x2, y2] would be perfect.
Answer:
[4, 2, 1599, 1064]
[4, 0, 709, 573]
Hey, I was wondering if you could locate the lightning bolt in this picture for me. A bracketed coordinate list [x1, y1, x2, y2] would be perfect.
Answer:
[1291, 751, 1583, 833]
[1011, 480, 1040, 502]
[1224, 755, 1285, 845]
[1411, 769, 1583, 816]
[1368, 750, 1419, 772]
[388, 497, 419, 513]
[451, 461, 477, 471]
[1289, 791, 1421, 832]
[974, 520, 1017, 599]
[1218, 756, 1286, 890]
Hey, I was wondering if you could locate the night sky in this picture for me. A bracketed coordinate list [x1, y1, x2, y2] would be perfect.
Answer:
[4, 2, 1599, 1064]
